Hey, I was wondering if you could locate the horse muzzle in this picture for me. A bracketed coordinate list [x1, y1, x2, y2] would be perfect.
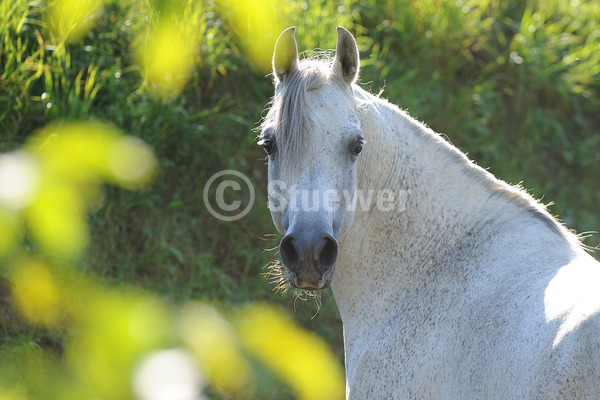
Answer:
[279, 232, 338, 290]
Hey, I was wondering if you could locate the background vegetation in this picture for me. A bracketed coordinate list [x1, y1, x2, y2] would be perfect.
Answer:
[1, 0, 598, 398]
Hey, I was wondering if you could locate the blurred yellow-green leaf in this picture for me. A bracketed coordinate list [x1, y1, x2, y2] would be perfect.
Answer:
[66, 291, 172, 399]
[10, 259, 64, 326]
[179, 302, 254, 396]
[237, 303, 346, 400]
[135, 20, 199, 99]
[47, 0, 105, 43]
[0, 386, 28, 400]
[26, 182, 88, 259]
[216, 0, 286, 72]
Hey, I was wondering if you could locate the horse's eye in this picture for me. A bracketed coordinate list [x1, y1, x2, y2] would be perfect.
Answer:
[351, 139, 365, 155]
[259, 137, 276, 155]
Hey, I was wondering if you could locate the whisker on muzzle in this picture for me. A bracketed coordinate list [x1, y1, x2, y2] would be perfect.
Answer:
[262, 256, 323, 315]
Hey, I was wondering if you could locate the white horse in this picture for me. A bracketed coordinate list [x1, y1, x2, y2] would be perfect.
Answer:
[260, 26, 600, 399]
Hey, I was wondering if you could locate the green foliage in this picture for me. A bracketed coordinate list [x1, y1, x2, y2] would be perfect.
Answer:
[1, 0, 599, 398]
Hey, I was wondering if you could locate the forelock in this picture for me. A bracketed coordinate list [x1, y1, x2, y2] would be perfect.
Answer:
[260, 59, 333, 177]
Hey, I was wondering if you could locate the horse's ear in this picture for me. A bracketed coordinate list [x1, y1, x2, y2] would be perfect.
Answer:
[273, 26, 298, 83]
[333, 26, 359, 85]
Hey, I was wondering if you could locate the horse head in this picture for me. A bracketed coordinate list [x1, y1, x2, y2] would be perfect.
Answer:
[259, 27, 363, 291]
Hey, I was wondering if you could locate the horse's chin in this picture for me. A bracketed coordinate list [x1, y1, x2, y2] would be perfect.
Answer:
[287, 267, 334, 291]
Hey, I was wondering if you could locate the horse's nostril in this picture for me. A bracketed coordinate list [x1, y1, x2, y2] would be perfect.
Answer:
[281, 233, 337, 273]
[280, 235, 300, 272]
[318, 236, 338, 271]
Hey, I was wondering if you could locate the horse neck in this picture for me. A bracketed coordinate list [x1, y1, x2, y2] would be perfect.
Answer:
[331, 87, 570, 324]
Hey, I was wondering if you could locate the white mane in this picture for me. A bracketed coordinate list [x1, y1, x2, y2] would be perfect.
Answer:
[366, 91, 578, 244]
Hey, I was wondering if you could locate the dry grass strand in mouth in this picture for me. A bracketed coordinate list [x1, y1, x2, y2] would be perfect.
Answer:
[261, 244, 323, 318]
[262, 258, 291, 295]
[262, 258, 322, 314]
[293, 287, 322, 319]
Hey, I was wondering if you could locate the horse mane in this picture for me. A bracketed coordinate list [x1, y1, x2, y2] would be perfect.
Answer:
[354, 87, 582, 248]
[482, 178, 585, 246]
[380, 93, 580, 246]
